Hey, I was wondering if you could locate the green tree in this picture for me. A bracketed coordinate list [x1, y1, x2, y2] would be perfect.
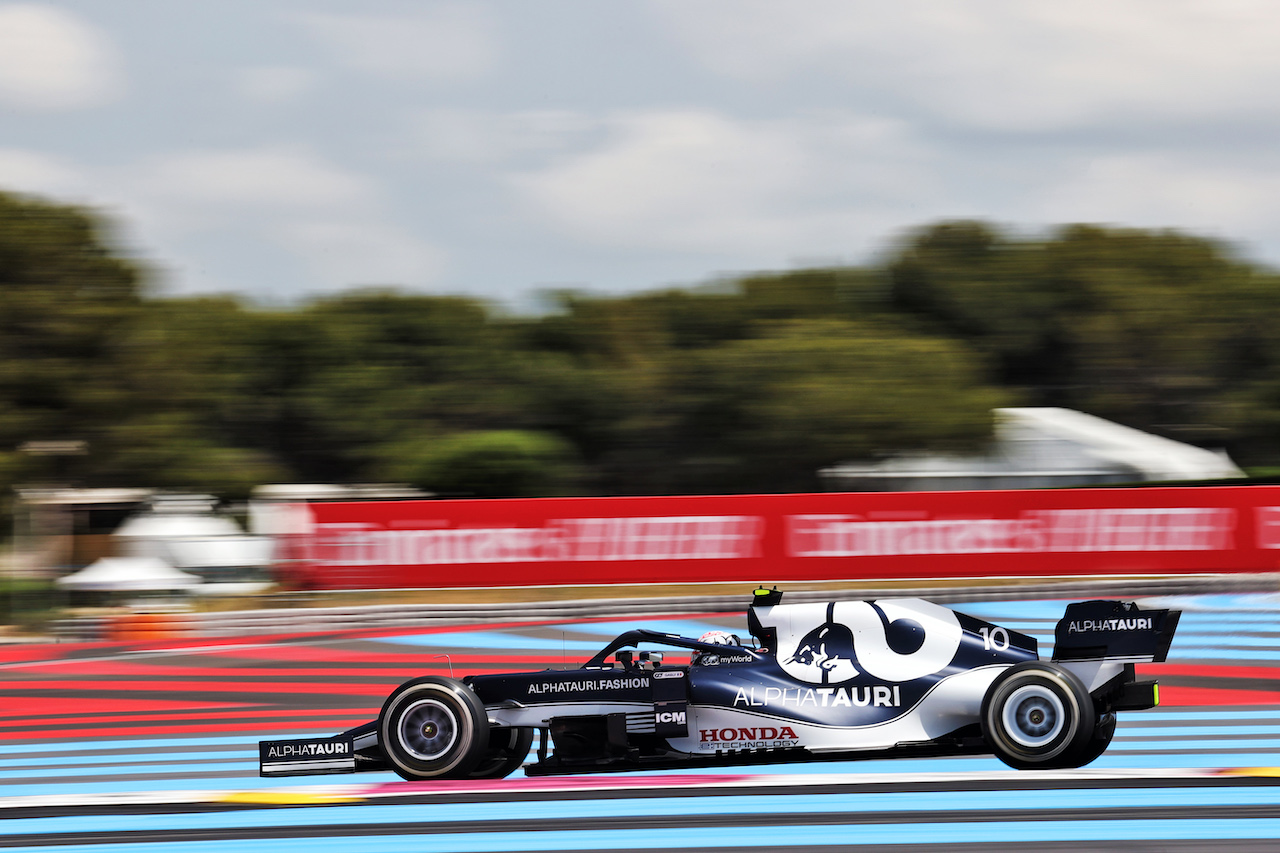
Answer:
[884, 221, 1280, 460]
[662, 319, 1008, 492]
[1035, 225, 1277, 444]
[12, 184, 1280, 506]
[252, 291, 533, 483]
[0, 195, 288, 501]
[378, 429, 583, 497]
[0, 192, 144, 497]
[886, 220, 1065, 393]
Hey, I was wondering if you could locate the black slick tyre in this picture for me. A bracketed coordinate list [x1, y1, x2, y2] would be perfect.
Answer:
[378, 676, 489, 780]
[1064, 711, 1116, 769]
[469, 727, 535, 779]
[981, 662, 1095, 770]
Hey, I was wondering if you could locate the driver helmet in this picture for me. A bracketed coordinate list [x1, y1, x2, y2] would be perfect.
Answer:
[693, 630, 742, 665]
[698, 630, 741, 647]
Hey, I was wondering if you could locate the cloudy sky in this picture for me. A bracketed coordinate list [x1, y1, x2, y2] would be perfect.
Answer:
[2, 1, 1279, 306]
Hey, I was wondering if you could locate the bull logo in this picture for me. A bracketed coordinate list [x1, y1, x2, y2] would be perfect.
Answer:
[786, 620, 857, 684]
[779, 601, 933, 685]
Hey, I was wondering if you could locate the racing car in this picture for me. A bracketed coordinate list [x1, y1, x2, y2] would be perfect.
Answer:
[260, 588, 1179, 779]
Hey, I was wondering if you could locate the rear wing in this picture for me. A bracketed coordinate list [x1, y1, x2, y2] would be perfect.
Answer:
[1051, 600, 1180, 664]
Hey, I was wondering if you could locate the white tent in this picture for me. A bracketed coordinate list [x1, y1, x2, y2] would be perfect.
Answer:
[114, 498, 273, 573]
[821, 407, 1246, 491]
[56, 557, 202, 592]
[993, 407, 1245, 482]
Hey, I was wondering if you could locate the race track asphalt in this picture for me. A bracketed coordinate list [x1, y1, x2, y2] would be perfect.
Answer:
[2, 593, 1279, 851]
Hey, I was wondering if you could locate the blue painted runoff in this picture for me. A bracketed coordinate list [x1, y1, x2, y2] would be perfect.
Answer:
[5, 786, 1280, 839]
[11, 817, 1280, 852]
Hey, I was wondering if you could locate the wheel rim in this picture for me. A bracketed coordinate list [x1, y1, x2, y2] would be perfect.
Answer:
[1002, 684, 1066, 749]
[397, 698, 459, 761]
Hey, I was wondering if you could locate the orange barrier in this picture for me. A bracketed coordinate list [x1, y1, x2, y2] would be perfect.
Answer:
[107, 612, 191, 641]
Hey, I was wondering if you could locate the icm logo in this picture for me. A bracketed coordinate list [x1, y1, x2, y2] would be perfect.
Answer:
[656, 711, 687, 725]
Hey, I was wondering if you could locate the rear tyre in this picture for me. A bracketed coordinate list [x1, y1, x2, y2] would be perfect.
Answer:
[469, 726, 535, 779]
[1062, 711, 1116, 769]
[982, 662, 1095, 770]
[379, 676, 489, 780]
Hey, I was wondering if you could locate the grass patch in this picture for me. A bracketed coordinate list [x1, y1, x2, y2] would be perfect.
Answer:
[0, 576, 65, 633]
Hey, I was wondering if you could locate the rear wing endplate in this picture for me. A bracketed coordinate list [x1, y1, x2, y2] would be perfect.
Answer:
[1052, 600, 1180, 664]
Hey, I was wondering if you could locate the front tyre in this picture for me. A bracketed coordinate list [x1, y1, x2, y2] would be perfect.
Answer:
[379, 677, 489, 780]
[981, 662, 1095, 770]
[469, 727, 535, 779]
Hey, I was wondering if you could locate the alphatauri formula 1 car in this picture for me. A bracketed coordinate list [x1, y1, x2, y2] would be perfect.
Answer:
[260, 588, 1179, 779]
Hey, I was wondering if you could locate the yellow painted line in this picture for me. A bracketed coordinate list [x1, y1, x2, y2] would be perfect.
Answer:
[217, 790, 364, 805]
[1217, 767, 1280, 778]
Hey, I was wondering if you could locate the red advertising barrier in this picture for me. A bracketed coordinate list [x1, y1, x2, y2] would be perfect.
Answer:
[272, 486, 1280, 590]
